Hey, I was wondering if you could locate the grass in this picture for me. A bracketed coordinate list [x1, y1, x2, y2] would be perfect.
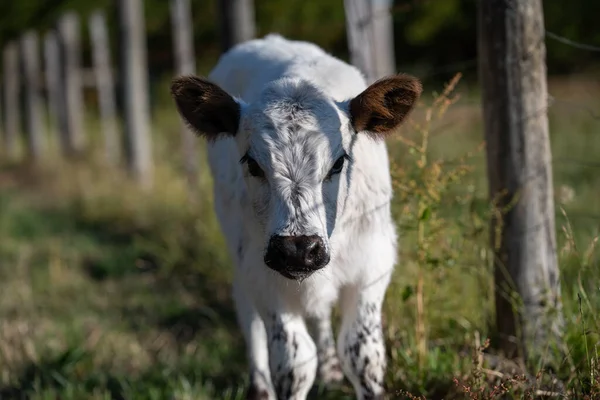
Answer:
[0, 74, 599, 399]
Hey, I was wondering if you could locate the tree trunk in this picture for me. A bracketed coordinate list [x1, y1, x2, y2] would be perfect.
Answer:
[478, 0, 564, 362]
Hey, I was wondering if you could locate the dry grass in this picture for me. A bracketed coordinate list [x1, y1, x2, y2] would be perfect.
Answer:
[0, 75, 598, 399]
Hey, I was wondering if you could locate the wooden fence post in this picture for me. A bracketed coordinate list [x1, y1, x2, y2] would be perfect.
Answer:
[344, 0, 395, 83]
[170, 0, 198, 193]
[217, 0, 256, 53]
[118, 0, 153, 188]
[89, 10, 120, 165]
[370, 0, 395, 79]
[20, 30, 45, 161]
[44, 31, 63, 152]
[2, 42, 20, 159]
[478, 0, 564, 362]
[57, 12, 86, 156]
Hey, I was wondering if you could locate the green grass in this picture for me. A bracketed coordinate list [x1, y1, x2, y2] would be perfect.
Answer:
[0, 75, 599, 399]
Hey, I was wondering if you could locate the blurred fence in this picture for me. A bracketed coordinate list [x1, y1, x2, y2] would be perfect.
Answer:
[1, 0, 596, 188]
[0, 0, 396, 190]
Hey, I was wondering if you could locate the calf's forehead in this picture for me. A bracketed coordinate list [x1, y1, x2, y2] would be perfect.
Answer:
[243, 82, 351, 162]
[249, 110, 347, 171]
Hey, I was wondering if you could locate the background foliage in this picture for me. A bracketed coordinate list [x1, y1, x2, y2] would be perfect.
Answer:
[0, 0, 598, 86]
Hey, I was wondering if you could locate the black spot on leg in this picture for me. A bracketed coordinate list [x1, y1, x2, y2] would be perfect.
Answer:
[360, 374, 374, 397]
[365, 302, 377, 315]
[270, 318, 288, 344]
[357, 331, 365, 342]
[275, 368, 307, 400]
[351, 342, 361, 357]
[297, 373, 307, 387]
[341, 307, 388, 400]
[349, 346, 358, 371]
[246, 383, 269, 400]
[268, 317, 312, 400]
[292, 334, 299, 358]
[283, 370, 294, 399]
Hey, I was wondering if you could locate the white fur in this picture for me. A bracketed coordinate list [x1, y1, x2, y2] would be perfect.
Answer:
[203, 34, 398, 399]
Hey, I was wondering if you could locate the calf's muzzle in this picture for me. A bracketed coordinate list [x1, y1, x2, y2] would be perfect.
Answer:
[264, 235, 330, 279]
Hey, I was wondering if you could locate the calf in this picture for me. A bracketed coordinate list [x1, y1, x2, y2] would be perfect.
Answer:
[171, 34, 421, 400]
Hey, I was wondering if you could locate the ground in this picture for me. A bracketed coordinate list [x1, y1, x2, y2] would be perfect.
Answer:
[0, 76, 598, 399]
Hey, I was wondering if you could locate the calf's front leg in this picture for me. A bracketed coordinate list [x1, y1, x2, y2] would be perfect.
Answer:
[337, 274, 391, 400]
[233, 277, 275, 399]
[264, 313, 318, 400]
[307, 310, 344, 385]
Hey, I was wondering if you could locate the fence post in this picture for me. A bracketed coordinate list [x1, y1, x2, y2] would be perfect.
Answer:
[57, 12, 86, 157]
[170, 0, 198, 193]
[89, 10, 120, 166]
[370, 0, 395, 79]
[20, 31, 45, 161]
[2, 42, 20, 159]
[344, 0, 395, 83]
[44, 31, 63, 152]
[217, 0, 256, 53]
[118, 0, 153, 188]
[478, 0, 564, 362]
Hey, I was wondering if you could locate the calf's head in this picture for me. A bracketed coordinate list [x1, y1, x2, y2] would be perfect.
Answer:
[171, 74, 421, 280]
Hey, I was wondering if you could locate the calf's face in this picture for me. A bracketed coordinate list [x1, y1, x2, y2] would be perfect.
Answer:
[171, 74, 421, 280]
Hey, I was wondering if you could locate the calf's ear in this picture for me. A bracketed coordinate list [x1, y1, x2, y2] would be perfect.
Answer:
[349, 74, 422, 138]
[171, 75, 241, 140]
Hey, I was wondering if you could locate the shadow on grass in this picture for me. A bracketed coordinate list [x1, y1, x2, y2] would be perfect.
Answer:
[0, 347, 248, 399]
[0, 263, 249, 399]
[0, 171, 253, 398]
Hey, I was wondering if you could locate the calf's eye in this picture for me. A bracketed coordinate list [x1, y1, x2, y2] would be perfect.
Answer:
[327, 155, 347, 178]
[247, 157, 265, 178]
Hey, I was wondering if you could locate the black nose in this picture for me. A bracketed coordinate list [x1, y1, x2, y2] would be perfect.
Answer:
[265, 235, 330, 278]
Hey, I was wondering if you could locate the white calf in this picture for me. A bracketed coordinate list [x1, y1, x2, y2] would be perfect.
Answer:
[171, 34, 421, 400]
